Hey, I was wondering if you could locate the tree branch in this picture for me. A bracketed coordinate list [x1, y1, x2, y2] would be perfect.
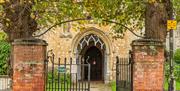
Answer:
[33, 17, 145, 38]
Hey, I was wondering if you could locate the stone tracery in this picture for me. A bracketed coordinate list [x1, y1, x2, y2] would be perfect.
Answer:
[78, 34, 105, 49]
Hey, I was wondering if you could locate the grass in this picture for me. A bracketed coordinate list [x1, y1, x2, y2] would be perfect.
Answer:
[176, 81, 180, 90]
[110, 81, 116, 91]
[164, 80, 180, 90]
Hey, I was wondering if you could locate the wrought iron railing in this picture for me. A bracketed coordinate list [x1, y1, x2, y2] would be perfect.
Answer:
[116, 56, 133, 91]
[45, 51, 91, 91]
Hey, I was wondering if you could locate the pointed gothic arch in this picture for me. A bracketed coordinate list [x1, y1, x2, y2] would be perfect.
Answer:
[71, 27, 111, 55]
[71, 27, 112, 83]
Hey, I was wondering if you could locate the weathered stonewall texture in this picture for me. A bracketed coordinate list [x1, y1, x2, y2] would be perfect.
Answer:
[12, 39, 47, 91]
[39, 26, 138, 82]
[131, 39, 165, 91]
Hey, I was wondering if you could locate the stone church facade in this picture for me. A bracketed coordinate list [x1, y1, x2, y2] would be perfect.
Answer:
[39, 23, 137, 83]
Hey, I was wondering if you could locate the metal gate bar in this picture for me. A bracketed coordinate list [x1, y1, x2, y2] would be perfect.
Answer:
[46, 51, 90, 91]
[116, 56, 132, 91]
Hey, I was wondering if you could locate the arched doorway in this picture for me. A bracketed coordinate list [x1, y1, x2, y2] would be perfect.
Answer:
[71, 27, 112, 83]
[78, 34, 105, 81]
[83, 46, 103, 81]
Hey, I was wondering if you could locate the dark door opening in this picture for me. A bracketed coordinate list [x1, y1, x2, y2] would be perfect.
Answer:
[84, 46, 103, 81]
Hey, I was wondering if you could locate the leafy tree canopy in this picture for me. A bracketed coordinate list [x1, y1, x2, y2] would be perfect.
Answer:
[0, 31, 7, 40]
[0, 0, 179, 41]
[173, 0, 180, 21]
[33, 0, 145, 33]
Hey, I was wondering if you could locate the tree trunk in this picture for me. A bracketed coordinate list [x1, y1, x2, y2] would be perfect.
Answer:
[145, 2, 167, 41]
[2, 1, 37, 42]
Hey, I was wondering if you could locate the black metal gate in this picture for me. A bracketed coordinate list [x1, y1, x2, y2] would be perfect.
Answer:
[116, 55, 133, 91]
[45, 51, 91, 91]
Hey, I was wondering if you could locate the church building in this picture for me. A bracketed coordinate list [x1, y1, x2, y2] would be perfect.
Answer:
[39, 22, 138, 83]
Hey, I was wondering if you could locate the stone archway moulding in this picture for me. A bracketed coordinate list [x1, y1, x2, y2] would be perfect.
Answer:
[71, 27, 112, 55]
[71, 27, 112, 83]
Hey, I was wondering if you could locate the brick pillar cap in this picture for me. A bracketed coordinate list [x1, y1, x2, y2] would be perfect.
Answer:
[131, 39, 164, 46]
[12, 38, 48, 45]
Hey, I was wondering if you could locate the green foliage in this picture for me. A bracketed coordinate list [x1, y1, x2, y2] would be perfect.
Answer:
[0, 40, 10, 75]
[111, 81, 116, 91]
[47, 70, 72, 90]
[165, 62, 180, 82]
[33, 0, 146, 33]
[174, 48, 180, 64]
[165, 49, 180, 86]
[48, 70, 71, 84]
[0, 0, 179, 40]
[0, 0, 179, 36]
[165, 62, 170, 81]
[173, 0, 180, 22]
[30, 0, 180, 32]
[174, 64, 180, 81]
[0, 32, 7, 40]
[164, 79, 180, 90]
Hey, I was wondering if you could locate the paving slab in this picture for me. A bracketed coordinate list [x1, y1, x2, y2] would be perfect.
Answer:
[90, 81, 112, 91]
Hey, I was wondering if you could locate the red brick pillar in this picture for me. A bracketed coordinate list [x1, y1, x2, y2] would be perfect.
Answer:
[131, 39, 165, 91]
[12, 39, 47, 91]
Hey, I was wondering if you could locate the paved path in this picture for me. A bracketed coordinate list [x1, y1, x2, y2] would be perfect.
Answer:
[90, 82, 112, 91]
